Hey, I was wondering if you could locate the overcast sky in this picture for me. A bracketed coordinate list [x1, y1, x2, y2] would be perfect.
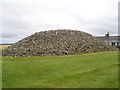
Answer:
[0, 0, 119, 43]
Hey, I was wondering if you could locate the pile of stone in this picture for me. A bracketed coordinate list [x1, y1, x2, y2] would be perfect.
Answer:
[2, 29, 118, 57]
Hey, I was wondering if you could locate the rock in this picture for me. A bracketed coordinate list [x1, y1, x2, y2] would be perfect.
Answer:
[2, 29, 118, 57]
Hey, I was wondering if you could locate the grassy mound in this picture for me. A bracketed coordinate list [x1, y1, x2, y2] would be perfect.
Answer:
[2, 51, 118, 88]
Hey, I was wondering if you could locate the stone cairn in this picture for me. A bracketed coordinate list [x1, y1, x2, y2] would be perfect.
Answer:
[2, 29, 118, 57]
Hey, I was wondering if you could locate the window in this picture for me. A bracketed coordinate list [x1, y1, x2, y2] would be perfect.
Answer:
[117, 42, 119, 46]
[115, 42, 120, 46]
[111, 42, 115, 46]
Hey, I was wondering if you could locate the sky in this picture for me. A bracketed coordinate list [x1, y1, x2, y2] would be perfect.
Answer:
[0, 0, 119, 43]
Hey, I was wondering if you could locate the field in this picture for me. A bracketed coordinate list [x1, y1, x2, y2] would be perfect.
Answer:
[0, 45, 11, 51]
[2, 51, 119, 88]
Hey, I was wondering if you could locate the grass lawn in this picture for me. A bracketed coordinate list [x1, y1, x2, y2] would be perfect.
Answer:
[2, 51, 119, 88]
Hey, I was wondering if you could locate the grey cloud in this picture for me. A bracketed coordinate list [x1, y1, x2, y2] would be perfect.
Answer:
[0, 0, 119, 43]
[2, 33, 17, 38]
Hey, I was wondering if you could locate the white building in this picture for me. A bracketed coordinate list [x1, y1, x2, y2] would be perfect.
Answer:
[96, 32, 120, 48]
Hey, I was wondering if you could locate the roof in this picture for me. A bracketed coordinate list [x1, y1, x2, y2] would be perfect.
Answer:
[96, 36, 120, 42]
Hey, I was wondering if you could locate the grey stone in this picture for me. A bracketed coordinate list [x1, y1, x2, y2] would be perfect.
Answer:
[2, 29, 118, 57]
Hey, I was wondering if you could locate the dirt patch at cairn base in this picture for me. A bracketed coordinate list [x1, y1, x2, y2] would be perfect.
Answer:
[2, 29, 118, 57]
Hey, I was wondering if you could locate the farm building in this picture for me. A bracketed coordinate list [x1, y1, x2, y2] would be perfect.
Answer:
[96, 32, 120, 48]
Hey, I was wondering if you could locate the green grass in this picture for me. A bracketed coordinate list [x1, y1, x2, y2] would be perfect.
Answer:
[2, 51, 119, 88]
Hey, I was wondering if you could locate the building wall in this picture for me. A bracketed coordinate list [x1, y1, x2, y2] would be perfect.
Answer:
[106, 41, 120, 47]
[96, 36, 120, 48]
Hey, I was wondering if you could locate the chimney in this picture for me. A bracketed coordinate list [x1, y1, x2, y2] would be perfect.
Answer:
[105, 32, 109, 37]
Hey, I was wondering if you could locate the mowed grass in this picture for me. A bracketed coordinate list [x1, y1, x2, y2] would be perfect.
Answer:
[2, 51, 119, 88]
